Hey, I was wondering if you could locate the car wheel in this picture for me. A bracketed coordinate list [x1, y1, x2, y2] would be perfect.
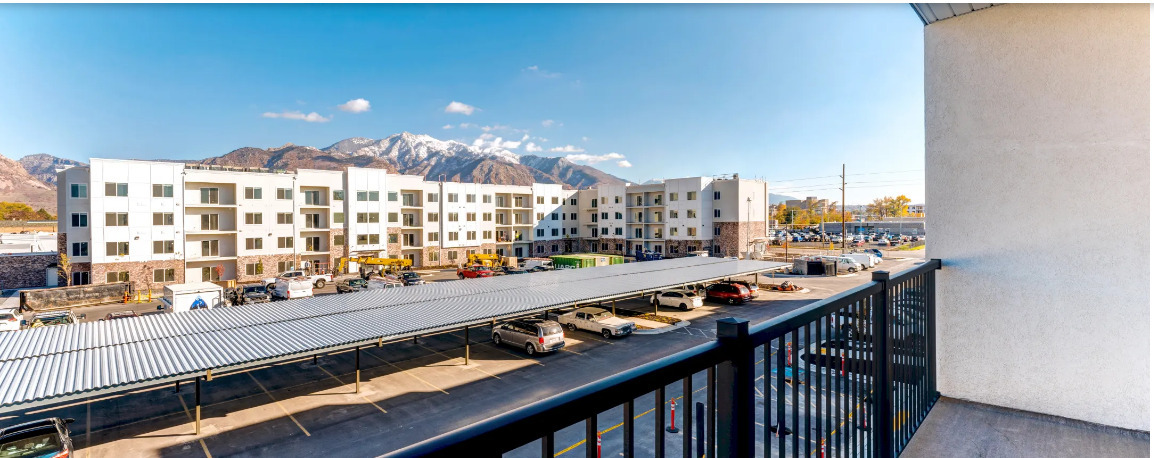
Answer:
[567, 323, 577, 332]
[680, 303, 688, 311]
[848, 267, 857, 273]
[458, 274, 465, 280]
[314, 279, 326, 289]
[602, 329, 612, 339]
[492, 334, 502, 346]
[525, 343, 536, 356]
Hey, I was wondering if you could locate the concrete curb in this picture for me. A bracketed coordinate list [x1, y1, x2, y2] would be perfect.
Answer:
[632, 318, 690, 335]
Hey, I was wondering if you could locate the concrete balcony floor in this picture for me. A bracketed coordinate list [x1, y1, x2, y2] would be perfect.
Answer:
[904, 397, 1149, 457]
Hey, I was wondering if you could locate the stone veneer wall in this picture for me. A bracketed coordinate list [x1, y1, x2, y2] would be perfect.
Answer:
[91, 259, 185, 290]
[531, 240, 566, 257]
[0, 253, 59, 290]
[329, 229, 347, 264]
[386, 227, 402, 256]
[590, 237, 626, 255]
[664, 239, 706, 258]
[712, 222, 766, 257]
[235, 254, 296, 283]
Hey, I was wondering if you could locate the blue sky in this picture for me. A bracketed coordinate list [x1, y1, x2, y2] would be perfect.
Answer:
[0, 4, 925, 204]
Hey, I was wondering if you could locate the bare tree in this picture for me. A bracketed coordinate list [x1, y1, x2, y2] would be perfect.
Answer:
[57, 252, 72, 287]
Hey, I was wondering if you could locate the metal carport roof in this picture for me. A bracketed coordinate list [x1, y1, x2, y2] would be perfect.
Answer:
[0, 257, 787, 413]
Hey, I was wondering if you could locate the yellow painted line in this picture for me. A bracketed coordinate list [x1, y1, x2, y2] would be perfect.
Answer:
[555, 385, 708, 457]
[362, 348, 450, 395]
[315, 364, 389, 415]
[176, 395, 213, 457]
[247, 373, 311, 436]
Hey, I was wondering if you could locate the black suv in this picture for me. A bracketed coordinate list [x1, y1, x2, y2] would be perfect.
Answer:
[400, 271, 425, 286]
[336, 278, 369, 294]
[0, 417, 74, 458]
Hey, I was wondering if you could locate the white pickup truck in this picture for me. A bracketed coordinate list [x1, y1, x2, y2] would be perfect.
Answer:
[263, 270, 332, 289]
[557, 307, 636, 339]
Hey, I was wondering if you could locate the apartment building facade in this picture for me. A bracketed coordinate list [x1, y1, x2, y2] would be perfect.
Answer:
[58, 160, 768, 288]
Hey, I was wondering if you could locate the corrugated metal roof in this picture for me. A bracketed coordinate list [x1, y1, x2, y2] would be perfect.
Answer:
[0, 257, 787, 412]
[910, 3, 999, 25]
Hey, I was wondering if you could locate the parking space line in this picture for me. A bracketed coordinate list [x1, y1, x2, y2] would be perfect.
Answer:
[415, 343, 502, 380]
[478, 342, 545, 366]
[247, 373, 311, 437]
[176, 395, 213, 457]
[314, 364, 389, 414]
[361, 348, 450, 395]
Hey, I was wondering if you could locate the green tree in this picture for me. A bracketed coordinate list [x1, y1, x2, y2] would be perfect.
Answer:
[35, 209, 55, 220]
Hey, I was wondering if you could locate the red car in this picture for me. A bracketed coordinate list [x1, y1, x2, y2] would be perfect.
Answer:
[706, 283, 753, 305]
[457, 265, 495, 279]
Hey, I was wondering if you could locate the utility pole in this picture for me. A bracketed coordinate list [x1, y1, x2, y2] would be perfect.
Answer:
[840, 164, 846, 252]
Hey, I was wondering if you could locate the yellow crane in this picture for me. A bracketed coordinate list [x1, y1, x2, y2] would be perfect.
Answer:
[466, 253, 503, 267]
[337, 256, 413, 276]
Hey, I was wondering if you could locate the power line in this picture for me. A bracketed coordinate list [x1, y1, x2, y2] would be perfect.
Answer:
[767, 169, 922, 183]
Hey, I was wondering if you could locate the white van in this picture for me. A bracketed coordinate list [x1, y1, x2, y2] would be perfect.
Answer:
[161, 282, 223, 313]
[820, 256, 863, 273]
[843, 253, 877, 270]
[271, 278, 313, 300]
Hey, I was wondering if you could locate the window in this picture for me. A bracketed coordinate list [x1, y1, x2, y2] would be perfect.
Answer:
[357, 191, 368, 201]
[635, 228, 643, 238]
[551, 228, 559, 236]
[334, 213, 345, 224]
[669, 192, 678, 202]
[687, 191, 697, 200]
[601, 227, 608, 235]
[388, 213, 398, 223]
[154, 268, 175, 283]
[153, 240, 175, 254]
[428, 232, 439, 242]
[245, 263, 264, 276]
[152, 184, 173, 198]
[448, 193, 458, 203]
[670, 210, 679, 219]
[614, 228, 623, 236]
[106, 242, 129, 256]
[714, 209, 721, 218]
[244, 187, 263, 199]
[428, 193, 439, 202]
[200, 214, 219, 230]
[714, 226, 722, 236]
[276, 188, 293, 200]
[199, 187, 219, 204]
[448, 232, 459, 241]
[333, 190, 345, 201]
[571, 228, 577, 235]
[601, 243, 608, 251]
[536, 245, 544, 253]
[466, 194, 476, 203]
[245, 238, 263, 250]
[72, 271, 90, 285]
[590, 199, 598, 207]
[466, 231, 476, 241]
[687, 209, 697, 218]
[71, 242, 88, 257]
[614, 196, 621, 204]
[356, 212, 380, 223]
[105, 182, 128, 197]
[671, 228, 679, 236]
[334, 235, 345, 246]
[615, 212, 622, 220]
[387, 192, 398, 202]
[428, 212, 440, 222]
[356, 234, 367, 244]
[466, 213, 476, 222]
[303, 190, 323, 205]
[713, 191, 721, 200]
[70, 184, 87, 198]
[200, 240, 219, 256]
[483, 194, 492, 203]
[278, 261, 293, 273]
[448, 213, 458, 222]
[106, 271, 129, 283]
[105, 212, 129, 227]
[271, 213, 290, 225]
[243, 212, 262, 225]
[447, 251, 458, 261]
[688, 227, 697, 237]
[428, 251, 440, 262]
[592, 214, 598, 222]
[536, 196, 544, 205]
[305, 236, 322, 251]
[536, 229, 544, 237]
[551, 197, 559, 204]
[551, 213, 559, 221]
[304, 213, 322, 228]
[537, 212, 545, 221]
[483, 230, 492, 239]
[570, 213, 577, 220]
[483, 212, 492, 221]
[601, 212, 608, 220]
[278, 236, 293, 248]
[201, 267, 220, 282]
[71, 213, 88, 228]
[600, 197, 606, 204]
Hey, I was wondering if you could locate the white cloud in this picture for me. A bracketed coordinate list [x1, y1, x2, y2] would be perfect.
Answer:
[564, 152, 625, 165]
[473, 134, 521, 150]
[521, 134, 529, 141]
[616, 160, 632, 168]
[549, 144, 585, 153]
[442, 124, 454, 130]
[541, 119, 563, 128]
[338, 98, 371, 113]
[459, 123, 477, 129]
[445, 101, 478, 115]
[262, 111, 331, 123]
[524, 65, 562, 78]
[525, 142, 543, 153]
[582, 136, 589, 142]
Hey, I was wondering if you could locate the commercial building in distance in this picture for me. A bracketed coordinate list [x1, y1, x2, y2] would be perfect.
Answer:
[56, 159, 767, 288]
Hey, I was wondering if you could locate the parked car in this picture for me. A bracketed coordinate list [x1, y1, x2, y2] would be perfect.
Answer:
[557, 307, 635, 339]
[262, 270, 332, 289]
[720, 279, 760, 298]
[336, 278, 369, 294]
[0, 417, 75, 458]
[502, 268, 529, 275]
[877, 239, 891, 246]
[400, 271, 425, 286]
[271, 279, 313, 300]
[651, 290, 704, 310]
[865, 248, 884, 260]
[457, 265, 495, 279]
[820, 256, 863, 273]
[0, 308, 20, 332]
[705, 283, 752, 305]
[238, 284, 272, 304]
[25, 311, 78, 329]
[101, 311, 139, 321]
[492, 318, 566, 355]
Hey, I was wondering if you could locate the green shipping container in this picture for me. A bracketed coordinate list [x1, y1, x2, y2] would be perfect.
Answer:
[550, 253, 624, 269]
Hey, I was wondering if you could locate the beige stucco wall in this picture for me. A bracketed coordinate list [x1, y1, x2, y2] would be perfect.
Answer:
[925, 4, 1149, 430]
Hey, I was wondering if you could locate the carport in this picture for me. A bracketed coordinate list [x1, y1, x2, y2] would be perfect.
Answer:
[0, 256, 787, 434]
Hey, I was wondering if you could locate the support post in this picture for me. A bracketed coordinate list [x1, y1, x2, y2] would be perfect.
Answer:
[612, 299, 617, 317]
[355, 346, 362, 394]
[313, 355, 318, 365]
[464, 325, 470, 366]
[194, 376, 202, 435]
[871, 271, 892, 458]
[716, 318, 754, 458]
[174, 380, 180, 393]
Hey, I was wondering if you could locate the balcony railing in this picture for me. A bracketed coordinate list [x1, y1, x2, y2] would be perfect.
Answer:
[389, 259, 942, 457]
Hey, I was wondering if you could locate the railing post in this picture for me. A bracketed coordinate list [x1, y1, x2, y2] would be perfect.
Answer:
[715, 318, 753, 458]
[871, 271, 893, 458]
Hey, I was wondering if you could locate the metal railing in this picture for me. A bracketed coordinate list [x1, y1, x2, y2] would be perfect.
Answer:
[389, 259, 941, 457]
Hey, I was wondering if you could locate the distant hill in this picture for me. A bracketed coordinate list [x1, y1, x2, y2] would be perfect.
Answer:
[18, 154, 86, 186]
[769, 193, 799, 205]
[0, 154, 56, 212]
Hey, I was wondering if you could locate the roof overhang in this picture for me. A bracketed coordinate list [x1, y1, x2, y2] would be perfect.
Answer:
[910, 3, 1000, 26]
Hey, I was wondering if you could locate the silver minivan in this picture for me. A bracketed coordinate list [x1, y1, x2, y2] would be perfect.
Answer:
[492, 318, 566, 356]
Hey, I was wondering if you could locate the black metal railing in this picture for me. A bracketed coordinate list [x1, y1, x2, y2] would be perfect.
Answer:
[389, 259, 942, 458]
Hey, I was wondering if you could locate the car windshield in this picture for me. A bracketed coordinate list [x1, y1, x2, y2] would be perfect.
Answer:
[0, 313, 14, 321]
[243, 286, 264, 294]
[538, 324, 562, 336]
[0, 429, 64, 458]
[402, 272, 418, 279]
[349, 279, 367, 287]
[32, 316, 71, 326]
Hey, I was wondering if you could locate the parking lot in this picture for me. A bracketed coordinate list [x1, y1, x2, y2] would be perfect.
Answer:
[1, 255, 925, 457]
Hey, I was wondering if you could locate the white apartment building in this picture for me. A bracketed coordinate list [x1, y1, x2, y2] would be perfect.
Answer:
[58, 160, 769, 288]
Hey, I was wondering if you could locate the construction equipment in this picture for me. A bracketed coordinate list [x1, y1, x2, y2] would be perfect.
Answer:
[466, 253, 502, 267]
[337, 256, 413, 277]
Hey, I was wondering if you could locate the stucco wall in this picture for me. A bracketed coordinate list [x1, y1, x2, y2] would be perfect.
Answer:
[925, 4, 1149, 430]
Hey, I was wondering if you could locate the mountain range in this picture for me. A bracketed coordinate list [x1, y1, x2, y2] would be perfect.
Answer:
[0, 132, 631, 215]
